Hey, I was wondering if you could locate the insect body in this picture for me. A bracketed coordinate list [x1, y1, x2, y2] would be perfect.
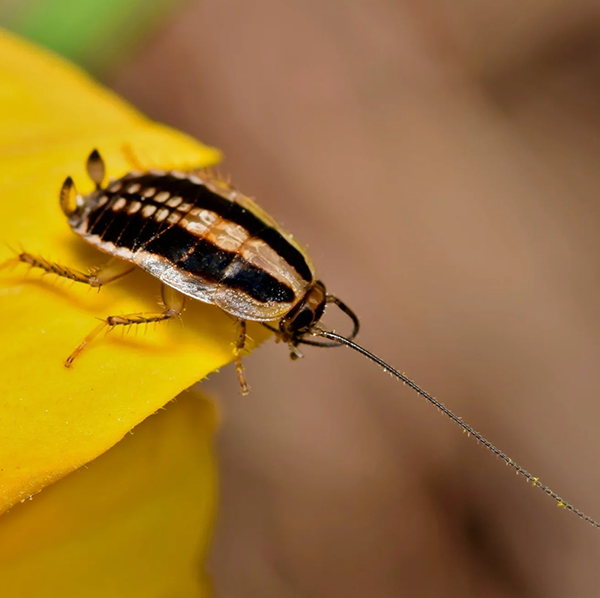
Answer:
[11, 150, 600, 529]
[21, 150, 358, 392]
[71, 152, 319, 323]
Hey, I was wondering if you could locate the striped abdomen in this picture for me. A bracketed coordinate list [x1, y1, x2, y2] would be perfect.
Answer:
[71, 170, 316, 321]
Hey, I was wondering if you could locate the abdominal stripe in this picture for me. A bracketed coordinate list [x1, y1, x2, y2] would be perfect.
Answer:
[144, 225, 295, 303]
[84, 173, 311, 289]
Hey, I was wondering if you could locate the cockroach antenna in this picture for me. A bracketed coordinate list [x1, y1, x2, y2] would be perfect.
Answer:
[309, 326, 600, 529]
[18, 148, 598, 529]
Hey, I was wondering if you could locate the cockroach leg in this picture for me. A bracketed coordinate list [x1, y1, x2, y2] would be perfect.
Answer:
[234, 319, 250, 395]
[121, 143, 145, 171]
[16, 253, 134, 288]
[65, 283, 186, 367]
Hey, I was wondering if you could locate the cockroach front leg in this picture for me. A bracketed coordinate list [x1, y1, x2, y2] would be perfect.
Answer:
[234, 319, 250, 395]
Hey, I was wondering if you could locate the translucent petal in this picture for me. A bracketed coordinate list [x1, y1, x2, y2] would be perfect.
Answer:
[0, 390, 216, 598]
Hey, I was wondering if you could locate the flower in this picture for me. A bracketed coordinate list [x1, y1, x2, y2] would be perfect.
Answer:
[0, 28, 259, 596]
[0, 389, 217, 597]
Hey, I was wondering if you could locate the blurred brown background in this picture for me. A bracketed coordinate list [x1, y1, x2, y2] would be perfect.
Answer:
[104, 1, 600, 596]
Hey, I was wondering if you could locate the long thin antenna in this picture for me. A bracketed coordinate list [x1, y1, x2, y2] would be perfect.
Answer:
[311, 327, 600, 529]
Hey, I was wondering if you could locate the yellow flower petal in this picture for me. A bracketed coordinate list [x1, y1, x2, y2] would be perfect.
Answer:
[0, 389, 216, 598]
[0, 29, 266, 513]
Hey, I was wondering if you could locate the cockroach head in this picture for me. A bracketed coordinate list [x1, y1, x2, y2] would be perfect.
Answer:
[279, 280, 327, 341]
[278, 281, 360, 349]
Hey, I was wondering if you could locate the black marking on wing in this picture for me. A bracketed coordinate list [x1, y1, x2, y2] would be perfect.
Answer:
[259, 226, 312, 282]
[100, 209, 132, 245]
[227, 202, 312, 281]
[221, 256, 296, 303]
[114, 210, 148, 249]
[144, 226, 199, 263]
[178, 239, 236, 283]
[112, 174, 312, 280]
[131, 215, 165, 252]
[88, 202, 118, 237]
[81, 173, 312, 283]
[83, 191, 114, 232]
[172, 236, 295, 303]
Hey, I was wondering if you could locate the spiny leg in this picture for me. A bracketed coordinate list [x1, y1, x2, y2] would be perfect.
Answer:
[15, 253, 134, 288]
[121, 143, 145, 171]
[123, 143, 214, 177]
[234, 319, 250, 395]
[65, 283, 186, 367]
[259, 321, 303, 359]
[288, 342, 304, 361]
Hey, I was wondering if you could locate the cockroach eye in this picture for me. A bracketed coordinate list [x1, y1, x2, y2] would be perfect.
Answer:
[292, 307, 314, 331]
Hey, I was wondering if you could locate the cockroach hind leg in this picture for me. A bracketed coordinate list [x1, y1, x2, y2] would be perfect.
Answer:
[0, 252, 21, 272]
[236, 363, 250, 396]
[1, 242, 24, 270]
[64, 321, 108, 368]
[121, 143, 145, 171]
